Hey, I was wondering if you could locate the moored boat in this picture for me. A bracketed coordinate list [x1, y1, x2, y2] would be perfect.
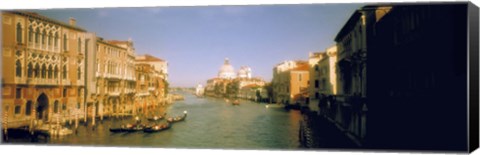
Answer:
[143, 123, 171, 133]
[147, 114, 166, 122]
[167, 111, 187, 123]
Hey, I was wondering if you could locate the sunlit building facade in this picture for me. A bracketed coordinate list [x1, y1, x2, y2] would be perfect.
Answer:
[272, 60, 309, 105]
[2, 11, 88, 128]
[94, 38, 136, 119]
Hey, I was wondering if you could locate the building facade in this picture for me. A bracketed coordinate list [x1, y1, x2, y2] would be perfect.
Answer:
[2, 11, 88, 128]
[272, 60, 309, 105]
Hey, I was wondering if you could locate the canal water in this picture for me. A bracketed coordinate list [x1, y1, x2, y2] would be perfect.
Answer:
[8, 92, 302, 150]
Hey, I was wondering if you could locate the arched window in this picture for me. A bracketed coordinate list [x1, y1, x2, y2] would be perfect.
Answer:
[54, 101, 59, 113]
[63, 33, 67, 51]
[16, 60, 22, 77]
[16, 23, 22, 43]
[27, 63, 33, 78]
[54, 66, 58, 79]
[77, 38, 81, 53]
[42, 30, 46, 45]
[41, 64, 46, 79]
[28, 26, 33, 42]
[48, 65, 53, 79]
[54, 32, 59, 47]
[48, 32, 52, 46]
[62, 65, 67, 79]
[34, 64, 40, 78]
[35, 28, 40, 43]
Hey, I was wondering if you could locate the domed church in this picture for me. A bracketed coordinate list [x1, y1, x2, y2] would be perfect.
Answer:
[218, 58, 236, 79]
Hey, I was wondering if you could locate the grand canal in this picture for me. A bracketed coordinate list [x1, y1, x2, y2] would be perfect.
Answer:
[8, 92, 302, 150]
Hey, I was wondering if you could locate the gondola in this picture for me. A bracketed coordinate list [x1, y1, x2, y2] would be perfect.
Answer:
[166, 111, 188, 123]
[143, 123, 171, 133]
[123, 124, 146, 132]
[147, 113, 167, 122]
[109, 127, 125, 133]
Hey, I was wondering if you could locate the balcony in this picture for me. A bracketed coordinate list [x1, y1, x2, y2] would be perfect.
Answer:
[108, 91, 121, 96]
[148, 87, 155, 91]
[15, 77, 26, 84]
[135, 91, 149, 97]
[77, 80, 84, 86]
[62, 79, 71, 85]
[25, 78, 61, 86]
[105, 74, 122, 80]
[95, 72, 103, 78]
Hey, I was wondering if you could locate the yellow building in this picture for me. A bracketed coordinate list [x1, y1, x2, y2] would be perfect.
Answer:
[134, 64, 162, 115]
[272, 60, 309, 105]
[2, 11, 88, 128]
[94, 38, 136, 119]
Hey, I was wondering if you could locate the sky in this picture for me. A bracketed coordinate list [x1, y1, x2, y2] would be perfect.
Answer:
[33, 4, 363, 87]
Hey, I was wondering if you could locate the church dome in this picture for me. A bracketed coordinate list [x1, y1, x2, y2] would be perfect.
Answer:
[218, 58, 236, 79]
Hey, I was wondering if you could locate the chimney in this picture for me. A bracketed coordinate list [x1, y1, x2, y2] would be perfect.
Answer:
[69, 17, 76, 26]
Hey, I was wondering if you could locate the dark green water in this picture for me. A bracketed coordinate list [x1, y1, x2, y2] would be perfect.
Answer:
[8, 92, 302, 150]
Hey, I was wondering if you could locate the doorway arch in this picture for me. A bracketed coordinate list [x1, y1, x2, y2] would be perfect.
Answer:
[36, 93, 49, 121]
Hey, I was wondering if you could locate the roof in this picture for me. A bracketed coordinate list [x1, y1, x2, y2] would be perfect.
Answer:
[96, 38, 127, 50]
[136, 54, 165, 62]
[8, 11, 87, 32]
[243, 84, 260, 89]
[291, 63, 309, 71]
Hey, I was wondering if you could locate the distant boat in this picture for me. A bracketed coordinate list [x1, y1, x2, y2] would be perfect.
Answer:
[232, 100, 240, 106]
[196, 84, 205, 97]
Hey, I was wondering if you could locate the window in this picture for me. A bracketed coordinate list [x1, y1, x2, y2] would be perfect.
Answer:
[62, 103, 67, 111]
[27, 63, 33, 78]
[77, 66, 81, 80]
[54, 32, 58, 47]
[54, 66, 58, 79]
[41, 64, 46, 79]
[25, 101, 32, 116]
[16, 23, 22, 43]
[28, 26, 33, 42]
[14, 105, 21, 114]
[63, 33, 67, 51]
[77, 38, 81, 53]
[315, 92, 319, 99]
[47, 65, 52, 79]
[34, 64, 40, 78]
[41, 30, 46, 45]
[35, 28, 40, 43]
[48, 32, 52, 46]
[298, 74, 302, 81]
[63, 88, 67, 97]
[16, 59, 22, 77]
[16, 88, 22, 99]
[315, 80, 319, 88]
[54, 101, 59, 113]
[62, 65, 67, 79]
[77, 102, 81, 109]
